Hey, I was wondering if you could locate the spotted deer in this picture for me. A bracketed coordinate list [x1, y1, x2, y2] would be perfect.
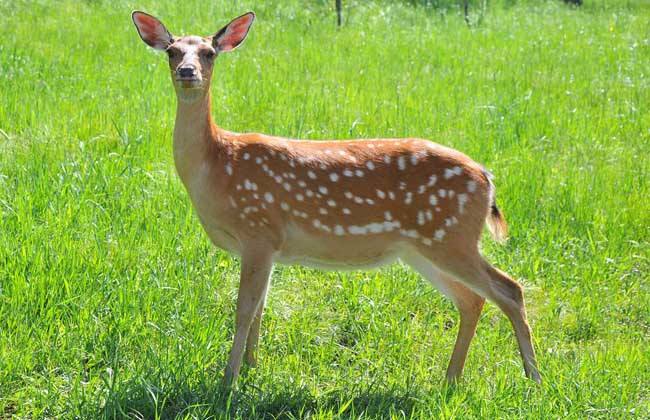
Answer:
[132, 11, 541, 386]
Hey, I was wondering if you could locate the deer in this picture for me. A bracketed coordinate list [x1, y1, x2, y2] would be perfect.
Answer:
[131, 10, 541, 387]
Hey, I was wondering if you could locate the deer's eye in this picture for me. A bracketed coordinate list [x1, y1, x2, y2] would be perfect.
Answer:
[166, 48, 179, 58]
[203, 50, 216, 60]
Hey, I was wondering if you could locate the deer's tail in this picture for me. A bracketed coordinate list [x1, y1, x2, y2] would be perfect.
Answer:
[483, 169, 508, 244]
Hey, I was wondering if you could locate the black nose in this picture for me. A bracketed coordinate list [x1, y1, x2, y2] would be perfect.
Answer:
[178, 67, 196, 78]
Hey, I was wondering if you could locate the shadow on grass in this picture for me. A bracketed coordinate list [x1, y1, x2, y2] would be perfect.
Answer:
[97, 371, 439, 418]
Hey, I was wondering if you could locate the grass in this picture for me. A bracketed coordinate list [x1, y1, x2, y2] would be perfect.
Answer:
[1, 0, 648, 417]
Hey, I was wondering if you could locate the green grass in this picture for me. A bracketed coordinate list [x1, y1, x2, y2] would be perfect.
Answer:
[1, 0, 648, 417]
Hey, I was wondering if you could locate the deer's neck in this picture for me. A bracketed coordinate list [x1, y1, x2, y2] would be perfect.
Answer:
[172, 91, 222, 183]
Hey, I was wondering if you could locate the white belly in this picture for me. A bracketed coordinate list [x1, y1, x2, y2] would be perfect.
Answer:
[274, 223, 407, 270]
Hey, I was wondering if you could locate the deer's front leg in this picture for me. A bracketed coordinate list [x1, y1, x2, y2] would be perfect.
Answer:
[245, 297, 266, 367]
[223, 245, 274, 387]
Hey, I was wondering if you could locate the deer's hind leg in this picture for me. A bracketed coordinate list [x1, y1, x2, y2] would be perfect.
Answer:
[402, 252, 485, 383]
[425, 249, 541, 383]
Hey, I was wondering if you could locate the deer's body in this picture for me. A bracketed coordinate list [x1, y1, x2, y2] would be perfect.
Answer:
[133, 11, 541, 387]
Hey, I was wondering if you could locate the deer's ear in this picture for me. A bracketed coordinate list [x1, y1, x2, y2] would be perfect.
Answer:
[132, 11, 174, 50]
[212, 12, 255, 53]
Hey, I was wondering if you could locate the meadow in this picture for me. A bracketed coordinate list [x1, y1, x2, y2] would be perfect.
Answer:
[1, 0, 648, 417]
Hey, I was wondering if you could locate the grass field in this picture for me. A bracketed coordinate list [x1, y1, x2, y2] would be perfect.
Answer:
[1, 0, 649, 417]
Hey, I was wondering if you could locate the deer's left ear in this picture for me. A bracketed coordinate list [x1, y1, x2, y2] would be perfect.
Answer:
[212, 12, 255, 53]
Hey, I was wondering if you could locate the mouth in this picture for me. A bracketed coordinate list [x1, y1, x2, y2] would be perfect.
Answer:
[175, 78, 202, 88]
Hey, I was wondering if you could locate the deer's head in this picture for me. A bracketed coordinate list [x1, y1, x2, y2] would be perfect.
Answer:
[132, 11, 255, 103]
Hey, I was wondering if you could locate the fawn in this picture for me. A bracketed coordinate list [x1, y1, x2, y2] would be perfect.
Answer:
[132, 11, 541, 386]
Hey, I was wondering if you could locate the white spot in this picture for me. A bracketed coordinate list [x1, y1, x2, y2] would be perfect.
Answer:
[388, 191, 396, 200]
[458, 193, 468, 214]
[308, 170, 317, 179]
[422, 238, 433, 246]
[438, 189, 447, 198]
[383, 221, 396, 231]
[280, 154, 287, 161]
[338, 150, 347, 156]
[300, 211, 309, 219]
[249, 221, 256, 227]
[243, 153, 250, 160]
[426, 209, 433, 221]
[319, 186, 328, 195]
[313, 219, 322, 228]
[236, 184, 242, 191]
[400, 229, 419, 239]
[404, 192, 413, 205]
[334, 225, 345, 236]
[397, 156, 406, 171]
[399, 182, 407, 190]
[417, 185, 427, 194]
[444, 166, 462, 179]
[253, 193, 259, 199]
[292, 209, 300, 217]
[274, 175, 283, 184]
[355, 169, 364, 177]
[344, 191, 353, 199]
[295, 193, 304, 201]
[354, 196, 363, 204]
[289, 160, 296, 168]
[256, 157, 263, 164]
[365, 198, 375, 205]
[417, 211, 425, 226]
[434, 229, 446, 241]
[282, 172, 290, 179]
[229, 197, 237, 208]
[329, 173, 339, 182]
[288, 173, 297, 180]
[306, 189, 314, 197]
[366, 161, 375, 170]
[320, 163, 327, 170]
[410, 154, 419, 166]
[244, 179, 253, 190]
[376, 190, 386, 199]
[348, 225, 368, 235]
[367, 223, 384, 234]
[319, 208, 328, 215]
[384, 211, 392, 221]
[342, 208, 351, 215]
[427, 175, 437, 187]
[225, 164, 233, 176]
[383, 156, 391, 164]
[343, 169, 354, 177]
[283, 182, 292, 191]
[327, 199, 337, 207]
[467, 180, 477, 193]
[448, 190, 455, 198]
[298, 180, 307, 188]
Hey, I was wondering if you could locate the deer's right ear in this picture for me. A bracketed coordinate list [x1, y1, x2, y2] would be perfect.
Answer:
[132, 11, 174, 50]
